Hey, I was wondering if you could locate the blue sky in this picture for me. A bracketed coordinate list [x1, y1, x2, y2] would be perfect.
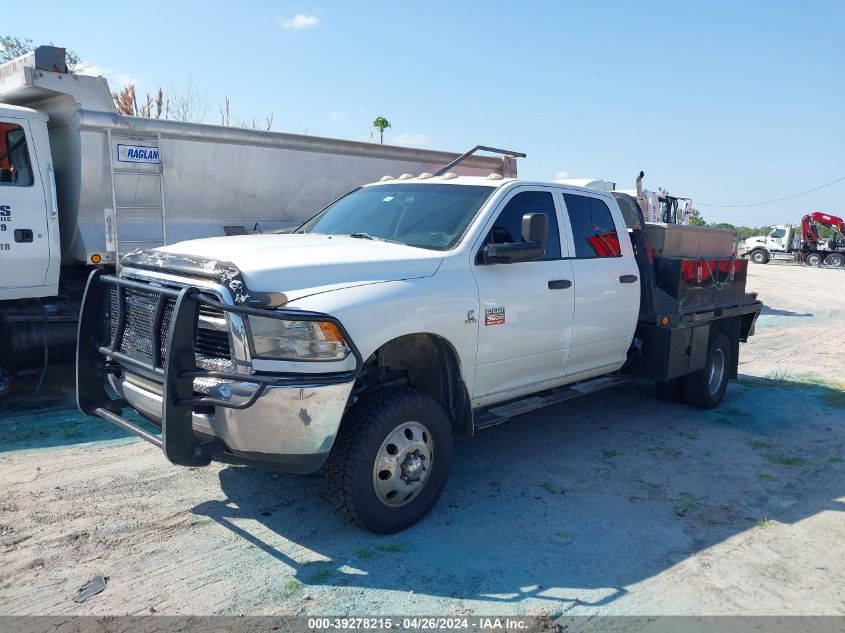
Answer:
[7, 0, 844, 225]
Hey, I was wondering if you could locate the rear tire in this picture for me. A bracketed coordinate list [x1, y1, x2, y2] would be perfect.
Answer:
[325, 386, 454, 533]
[750, 249, 769, 264]
[806, 252, 823, 267]
[824, 253, 844, 267]
[655, 378, 685, 403]
[683, 333, 731, 410]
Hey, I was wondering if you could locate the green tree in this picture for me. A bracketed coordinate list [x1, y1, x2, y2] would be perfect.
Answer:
[372, 116, 391, 144]
[688, 207, 707, 226]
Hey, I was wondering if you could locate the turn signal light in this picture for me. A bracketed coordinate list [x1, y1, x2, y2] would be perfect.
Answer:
[661, 315, 670, 326]
[91, 254, 102, 264]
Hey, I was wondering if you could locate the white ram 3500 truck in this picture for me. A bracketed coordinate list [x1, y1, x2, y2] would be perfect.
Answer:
[77, 163, 762, 532]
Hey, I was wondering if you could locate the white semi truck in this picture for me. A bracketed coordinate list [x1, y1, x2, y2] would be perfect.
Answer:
[0, 46, 517, 395]
[77, 162, 762, 533]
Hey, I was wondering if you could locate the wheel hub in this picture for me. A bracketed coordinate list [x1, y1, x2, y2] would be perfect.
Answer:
[373, 421, 434, 507]
[400, 450, 427, 483]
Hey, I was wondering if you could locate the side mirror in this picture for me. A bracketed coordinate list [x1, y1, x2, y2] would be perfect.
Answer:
[482, 213, 549, 264]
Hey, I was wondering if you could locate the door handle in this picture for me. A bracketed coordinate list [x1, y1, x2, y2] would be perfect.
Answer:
[14, 229, 34, 243]
[548, 279, 572, 290]
[619, 274, 638, 284]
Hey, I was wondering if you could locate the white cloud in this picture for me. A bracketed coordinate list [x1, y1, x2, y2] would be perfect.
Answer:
[391, 133, 429, 147]
[328, 111, 348, 122]
[554, 170, 569, 181]
[280, 14, 320, 30]
[78, 63, 139, 89]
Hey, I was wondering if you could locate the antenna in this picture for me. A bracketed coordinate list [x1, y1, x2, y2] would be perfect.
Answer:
[433, 145, 526, 177]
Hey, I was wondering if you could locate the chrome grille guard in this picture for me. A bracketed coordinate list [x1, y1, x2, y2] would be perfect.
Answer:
[76, 269, 362, 467]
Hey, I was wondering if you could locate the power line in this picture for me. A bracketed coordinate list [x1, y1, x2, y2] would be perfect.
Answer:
[697, 175, 845, 208]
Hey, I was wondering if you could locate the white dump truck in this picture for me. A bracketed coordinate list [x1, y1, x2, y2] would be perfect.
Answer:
[0, 46, 517, 395]
[77, 161, 762, 533]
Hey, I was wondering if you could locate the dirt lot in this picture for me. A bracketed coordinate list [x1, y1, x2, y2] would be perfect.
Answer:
[0, 262, 843, 616]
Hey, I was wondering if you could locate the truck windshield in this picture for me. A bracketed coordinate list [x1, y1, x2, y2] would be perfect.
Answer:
[298, 183, 496, 250]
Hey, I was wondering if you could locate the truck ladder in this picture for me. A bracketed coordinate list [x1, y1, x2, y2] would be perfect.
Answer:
[105, 128, 168, 263]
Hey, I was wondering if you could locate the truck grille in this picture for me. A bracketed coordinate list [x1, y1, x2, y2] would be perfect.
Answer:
[102, 285, 235, 372]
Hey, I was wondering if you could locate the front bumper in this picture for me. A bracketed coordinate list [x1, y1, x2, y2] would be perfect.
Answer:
[76, 269, 361, 472]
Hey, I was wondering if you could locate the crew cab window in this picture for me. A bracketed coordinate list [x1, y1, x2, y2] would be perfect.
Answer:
[562, 193, 621, 258]
[481, 190, 561, 260]
[0, 123, 34, 187]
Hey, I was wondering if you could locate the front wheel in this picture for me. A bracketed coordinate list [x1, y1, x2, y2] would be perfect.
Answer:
[824, 253, 844, 267]
[750, 249, 769, 264]
[325, 387, 454, 533]
[683, 333, 731, 410]
[805, 252, 823, 267]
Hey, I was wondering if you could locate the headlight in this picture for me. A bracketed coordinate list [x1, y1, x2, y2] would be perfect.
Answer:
[249, 316, 351, 361]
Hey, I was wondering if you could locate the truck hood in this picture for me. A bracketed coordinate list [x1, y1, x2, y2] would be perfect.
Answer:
[745, 235, 767, 247]
[152, 234, 443, 300]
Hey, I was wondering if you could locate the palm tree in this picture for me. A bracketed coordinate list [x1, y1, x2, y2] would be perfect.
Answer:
[372, 116, 391, 144]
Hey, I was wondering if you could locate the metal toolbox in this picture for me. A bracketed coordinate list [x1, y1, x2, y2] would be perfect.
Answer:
[645, 223, 736, 258]
[654, 257, 748, 311]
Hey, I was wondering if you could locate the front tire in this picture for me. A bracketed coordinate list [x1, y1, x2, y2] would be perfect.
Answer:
[750, 249, 769, 264]
[325, 387, 454, 533]
[683, 333, 731, 410]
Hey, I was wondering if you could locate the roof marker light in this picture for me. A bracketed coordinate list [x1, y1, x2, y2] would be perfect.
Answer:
[440, 172, 458, 180]
[418, 173, 433, 180]
[380, 175, 394, 181]
[487, 173, 503, 180]
[398, 173, 414, 180]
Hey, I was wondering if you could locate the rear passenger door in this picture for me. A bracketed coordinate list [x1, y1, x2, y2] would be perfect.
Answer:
[558, 191, 639, 377]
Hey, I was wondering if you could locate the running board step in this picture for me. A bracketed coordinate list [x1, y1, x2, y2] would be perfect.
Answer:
[473, 375, 629, 430]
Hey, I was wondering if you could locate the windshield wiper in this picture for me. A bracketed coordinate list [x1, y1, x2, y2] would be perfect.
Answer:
[349, 232, 399, 244]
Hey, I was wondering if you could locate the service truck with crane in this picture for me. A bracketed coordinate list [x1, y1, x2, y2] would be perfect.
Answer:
[76, 162, 762, 533]
[0, 45, 517, 396]
[745, 212, 845, 267]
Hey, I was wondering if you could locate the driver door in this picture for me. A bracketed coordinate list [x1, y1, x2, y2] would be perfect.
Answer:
[470, 187, 575, 405]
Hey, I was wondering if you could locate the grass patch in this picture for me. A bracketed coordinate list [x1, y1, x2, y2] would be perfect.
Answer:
[555, 530, 570, 541]
[755, 518, 774, 529]
[376, 543, 404, 554]
[721, 406, 751, 419]
[647, 445, 682, 458]
[602, 449, 622, 459]
[672, 491, 699, 516]
[767, 454, 807, 467]
[356, 548, 375, 560]
[745, 438, 775, 450]
[680, 432, 700, 440]
[308, 568, 334, 584]
[641, 480, 664, 493]
[757, 472, 776, 481]
[281, 579, 302, 598]
[821, 390, 845, 409]
[829, 456, 843, 464]
[537, 482, 566, 495]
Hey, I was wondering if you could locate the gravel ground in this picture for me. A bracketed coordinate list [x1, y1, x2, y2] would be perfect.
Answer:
[0, 261, 843, 616]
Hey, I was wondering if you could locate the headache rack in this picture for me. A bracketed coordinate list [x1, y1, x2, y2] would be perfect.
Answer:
[76, 269, 362, 467]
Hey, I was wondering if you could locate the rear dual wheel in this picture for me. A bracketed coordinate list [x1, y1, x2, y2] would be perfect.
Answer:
[806, 252, 824, 267]
[824, 253, 844, 267]
[654, 332, 732, 409]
